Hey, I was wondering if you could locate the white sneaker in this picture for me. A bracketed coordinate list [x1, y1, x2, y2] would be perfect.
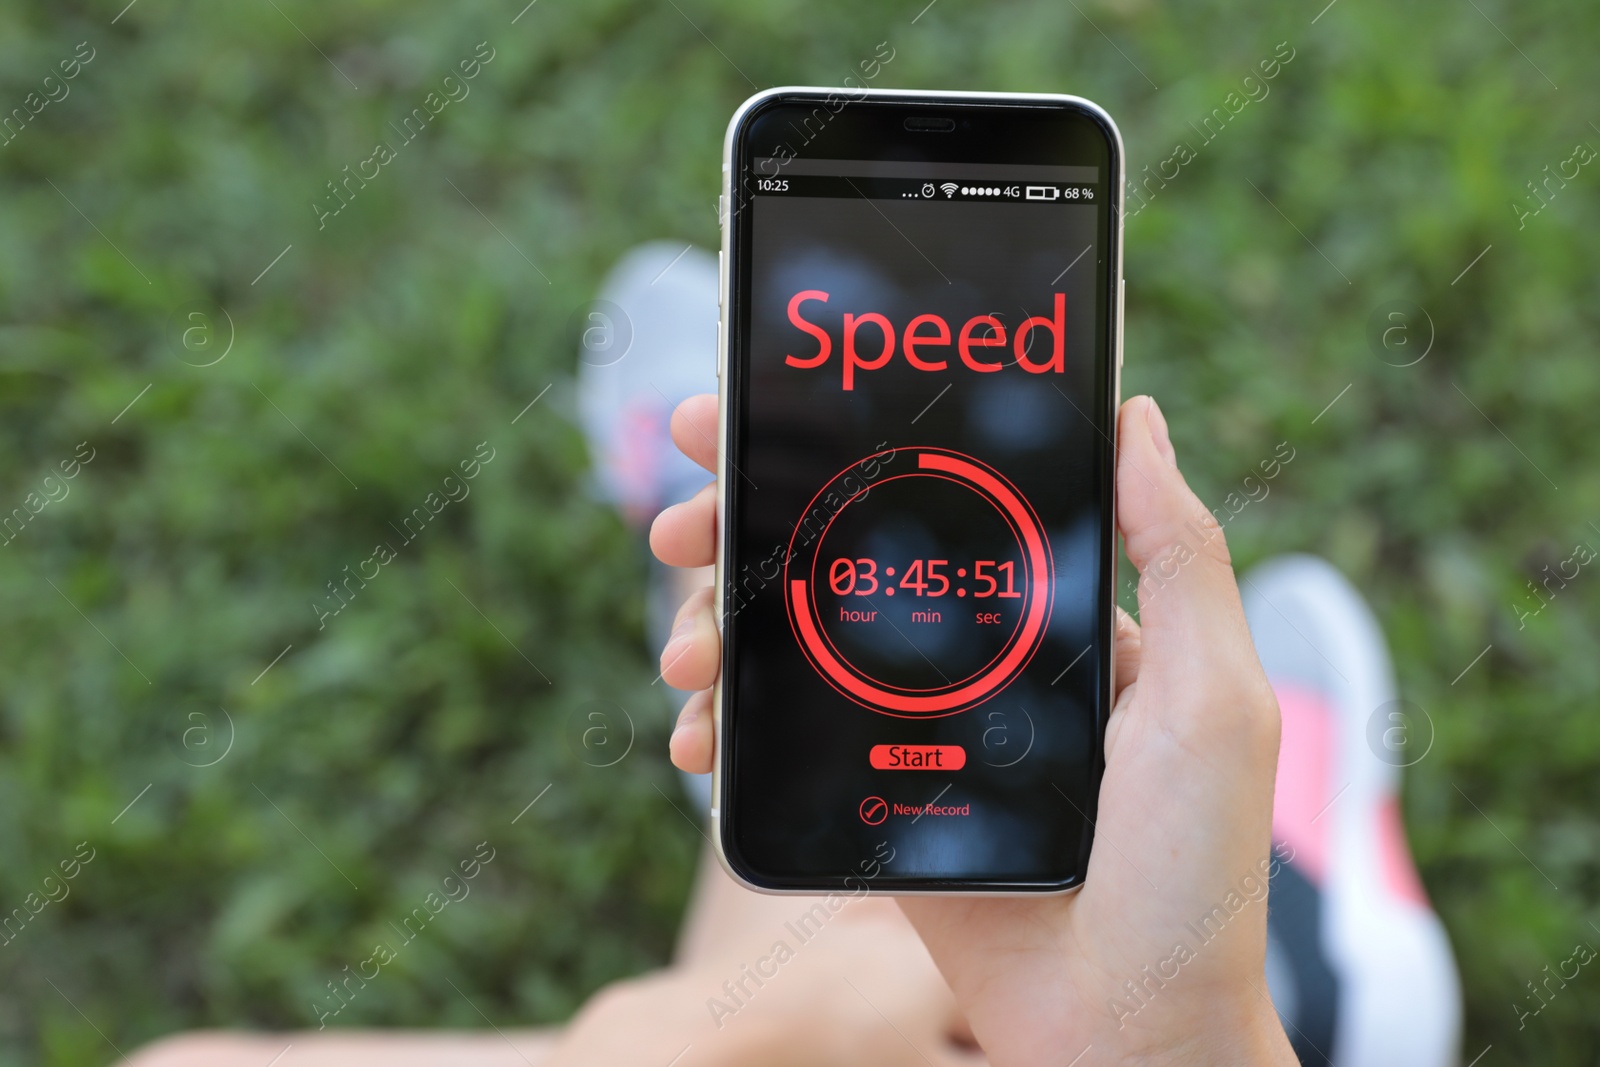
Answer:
[575, 241, 719, 815]
[575, 240, 718, 528]
[1243, 554, 1462, 1067]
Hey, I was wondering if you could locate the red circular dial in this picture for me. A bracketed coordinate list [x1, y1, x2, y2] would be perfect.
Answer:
[783, 447, 1053, 718]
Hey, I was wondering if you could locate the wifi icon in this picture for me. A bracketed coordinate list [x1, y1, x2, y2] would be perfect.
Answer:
[940, 182, 960, 198]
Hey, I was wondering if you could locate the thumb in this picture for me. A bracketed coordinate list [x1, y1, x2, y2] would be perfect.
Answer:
[1115, 395, 1258, 682]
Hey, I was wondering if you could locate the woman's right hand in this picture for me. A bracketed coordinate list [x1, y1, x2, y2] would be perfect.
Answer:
[652, 392, 1299, 1067]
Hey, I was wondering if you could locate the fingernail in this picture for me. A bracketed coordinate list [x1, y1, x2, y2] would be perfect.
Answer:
[1146, 397, 1177, 468]
[669, 613, 695, 640]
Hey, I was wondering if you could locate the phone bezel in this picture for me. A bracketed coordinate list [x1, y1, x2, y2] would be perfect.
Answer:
[713, 87, 1124, 895]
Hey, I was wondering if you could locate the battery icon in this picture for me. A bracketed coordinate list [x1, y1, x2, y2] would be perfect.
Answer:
[1025, 185, 1060, 201]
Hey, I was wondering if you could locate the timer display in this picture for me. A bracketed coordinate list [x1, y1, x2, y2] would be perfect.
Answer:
[827, 558, 1023, 599]
[784, 447, 1054, 718]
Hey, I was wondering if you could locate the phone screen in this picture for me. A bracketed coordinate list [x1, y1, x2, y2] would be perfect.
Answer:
[722, 96, 1120, 890]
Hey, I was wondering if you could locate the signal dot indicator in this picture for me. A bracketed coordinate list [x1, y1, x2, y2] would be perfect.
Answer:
[956, 568, 966, 578]
[885, 587, 895, 596]
[957, 589, 966, 597]
[886, 567, 896, 577]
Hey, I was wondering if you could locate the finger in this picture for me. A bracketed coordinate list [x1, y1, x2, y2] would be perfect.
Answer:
[650, 481, 716, 568]
[660, 586, 720, 692]
[670, 394, 720, 475]
[1112, 604, 1142, 701]
[1103, 606, 1149, 758]
[1117, 396, 1247, 639]
[669, 689, 715, 774]
[1115, 395, 1275, 721]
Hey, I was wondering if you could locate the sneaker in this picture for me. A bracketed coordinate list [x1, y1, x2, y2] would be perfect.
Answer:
[575, 240, 719, 530]
[575, 241, 719, 814]
[1243, 554, 1462, 1067]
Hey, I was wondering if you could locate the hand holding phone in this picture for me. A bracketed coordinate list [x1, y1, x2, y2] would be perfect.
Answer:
[655, 393, 1298, 1064]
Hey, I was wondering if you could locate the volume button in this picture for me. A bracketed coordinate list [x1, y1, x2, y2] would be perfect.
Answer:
[717, 250, 724, 309]
[716, 319, 724, 378]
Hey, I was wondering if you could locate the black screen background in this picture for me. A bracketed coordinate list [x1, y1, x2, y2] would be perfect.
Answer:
[723, 104, 1117, 890]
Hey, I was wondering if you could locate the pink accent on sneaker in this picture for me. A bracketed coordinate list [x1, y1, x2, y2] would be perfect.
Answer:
[1375, 795, 1431, 908]
[1270, 682, 1334, 887]
[614, 401, 670, 523]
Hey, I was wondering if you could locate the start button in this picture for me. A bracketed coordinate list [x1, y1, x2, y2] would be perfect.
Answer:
[869, 744, 966, 771]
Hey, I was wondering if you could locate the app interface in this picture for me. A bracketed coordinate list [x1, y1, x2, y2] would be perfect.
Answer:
[728, 149, 1113, 886]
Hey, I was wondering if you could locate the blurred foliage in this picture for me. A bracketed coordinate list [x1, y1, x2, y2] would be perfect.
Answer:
[0, 0, 1595, 1063]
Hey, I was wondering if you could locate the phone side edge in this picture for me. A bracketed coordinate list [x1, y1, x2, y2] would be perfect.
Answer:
[710, 88, 791, 896]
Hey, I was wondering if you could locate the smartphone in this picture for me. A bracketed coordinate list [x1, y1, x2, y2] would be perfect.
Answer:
[713, 88, 1123, 893]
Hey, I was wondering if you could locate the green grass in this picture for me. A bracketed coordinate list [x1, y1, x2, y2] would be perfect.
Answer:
[0, 0, 1596, 1062]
